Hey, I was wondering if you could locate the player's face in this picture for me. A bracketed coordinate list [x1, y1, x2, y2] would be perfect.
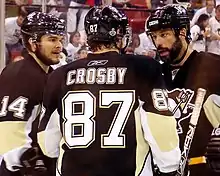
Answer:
[36, 34, 64, 65]
[150, 28, 182, 63]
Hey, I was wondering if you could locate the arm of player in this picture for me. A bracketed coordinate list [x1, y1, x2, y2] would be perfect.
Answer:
[204, 94, 220, 173]
[38, 108, 62, 158]
[203, 94, 220, 128]
[137, 59, 181, 174]
[139, 97, 181, 174]
[37, 71, 63, 158]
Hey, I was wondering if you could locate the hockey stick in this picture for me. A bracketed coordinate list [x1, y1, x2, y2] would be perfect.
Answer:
[176, 88, 207, 176]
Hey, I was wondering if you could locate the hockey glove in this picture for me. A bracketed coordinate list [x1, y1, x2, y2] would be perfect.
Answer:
[205, 135, 220, 173]
[19, 147, 47, 176]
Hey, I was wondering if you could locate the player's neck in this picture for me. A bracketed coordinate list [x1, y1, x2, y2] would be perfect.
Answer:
[28, 52, 50, 73]
[171, 45, 193, 67]
[93, 48, 119, 54]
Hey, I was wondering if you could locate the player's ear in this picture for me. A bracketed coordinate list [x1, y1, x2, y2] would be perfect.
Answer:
[28, 38, 37, 52]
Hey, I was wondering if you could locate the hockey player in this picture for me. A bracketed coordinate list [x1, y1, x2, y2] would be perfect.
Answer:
[146, 4, 220, 176]
[37, 6, 180, 176]
[0, 12, 66, 176]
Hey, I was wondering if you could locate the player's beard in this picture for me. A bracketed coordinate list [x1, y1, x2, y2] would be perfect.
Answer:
[157, 37, 182, 64]
[35, 44, 59, 66]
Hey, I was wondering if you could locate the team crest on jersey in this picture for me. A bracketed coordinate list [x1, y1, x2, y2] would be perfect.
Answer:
[167, 88, 195, 134]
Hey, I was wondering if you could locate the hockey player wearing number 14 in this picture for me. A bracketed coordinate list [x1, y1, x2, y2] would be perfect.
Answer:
[37, 5, 180, 176]
[146, 3, 220, 176]
[0, 12, 66, 176]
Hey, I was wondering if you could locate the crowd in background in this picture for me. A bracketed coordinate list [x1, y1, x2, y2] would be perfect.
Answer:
[4, 0, 220, 67]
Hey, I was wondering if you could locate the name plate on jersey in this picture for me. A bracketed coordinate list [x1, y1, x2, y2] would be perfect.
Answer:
[66, 67, 127, 85]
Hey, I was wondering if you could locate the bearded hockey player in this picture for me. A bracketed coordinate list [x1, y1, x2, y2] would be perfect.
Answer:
[0, 12, 65, 176]
[37, 5, 180, 176]
[146, 4, 220, 176]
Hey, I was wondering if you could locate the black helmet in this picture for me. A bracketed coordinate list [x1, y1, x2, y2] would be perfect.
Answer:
[84, 6, 130, 43]
[21, 11, 66, 41]
[146, 4, 190, 41]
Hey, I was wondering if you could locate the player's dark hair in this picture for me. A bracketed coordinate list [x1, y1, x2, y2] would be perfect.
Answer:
[88, 41, 117, 52]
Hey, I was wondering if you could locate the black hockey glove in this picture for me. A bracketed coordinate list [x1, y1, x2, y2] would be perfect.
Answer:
[205, 135, 220, 173]
[17, 147, 48, 176]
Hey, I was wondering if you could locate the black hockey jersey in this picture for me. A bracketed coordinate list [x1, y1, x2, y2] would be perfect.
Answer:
[162, 50, 220, 176]
[38, 51, 180, 176]
[0, 52, 52, 171]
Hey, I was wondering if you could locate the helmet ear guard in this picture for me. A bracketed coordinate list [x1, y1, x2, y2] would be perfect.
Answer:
[28, 38, 36, 45]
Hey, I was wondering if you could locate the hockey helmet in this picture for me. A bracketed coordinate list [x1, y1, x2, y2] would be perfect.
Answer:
[21, 11, 66, 41]
[84, 6, 130, 43]
[146, 4, 190, 41]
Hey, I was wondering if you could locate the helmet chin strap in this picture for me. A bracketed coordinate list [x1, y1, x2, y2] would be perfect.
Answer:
[115, 34, 130, 54]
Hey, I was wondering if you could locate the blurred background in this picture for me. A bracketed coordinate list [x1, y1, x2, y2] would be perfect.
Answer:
[1, 0, 216, 70]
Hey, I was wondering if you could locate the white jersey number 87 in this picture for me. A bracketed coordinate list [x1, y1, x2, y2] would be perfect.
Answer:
[62, 90, 135, 149]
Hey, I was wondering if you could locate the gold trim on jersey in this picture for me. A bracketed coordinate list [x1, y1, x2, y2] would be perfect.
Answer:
[134, 108, 150, 176]
[0, 121, 27, 155]
[37, 131, 47, 156]
[204, 95, 220, 128]
[146, 112, 179, 152]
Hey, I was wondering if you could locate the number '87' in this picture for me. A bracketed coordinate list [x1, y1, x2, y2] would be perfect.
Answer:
[62, 90, 135, 149]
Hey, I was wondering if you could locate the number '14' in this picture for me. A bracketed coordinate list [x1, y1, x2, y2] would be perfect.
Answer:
[0, 96, 28, 119]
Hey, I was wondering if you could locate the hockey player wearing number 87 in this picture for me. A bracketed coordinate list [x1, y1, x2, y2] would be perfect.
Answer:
[146, 3, 220, 176]
[0, 12, 66, 176]
[37, 5, 181, 176]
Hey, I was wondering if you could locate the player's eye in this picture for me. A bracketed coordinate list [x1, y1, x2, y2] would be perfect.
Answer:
[160, 33, 168, 38]
[49, 38, 57, 42]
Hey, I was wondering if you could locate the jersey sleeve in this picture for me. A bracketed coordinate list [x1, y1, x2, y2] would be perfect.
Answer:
[37, 70, 63, 158]
[136, 58, 181, 173]
[0, 64, 46, 171]
[204, 94, 220, 128]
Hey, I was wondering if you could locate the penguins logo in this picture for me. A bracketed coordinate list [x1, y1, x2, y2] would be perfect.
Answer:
[168, 88, 195, 134]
